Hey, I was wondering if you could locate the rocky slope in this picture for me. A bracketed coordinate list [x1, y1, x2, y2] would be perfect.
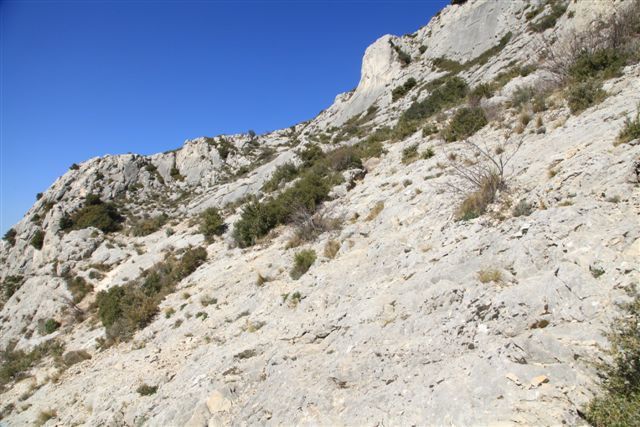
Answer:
[1, 0, 639, 425]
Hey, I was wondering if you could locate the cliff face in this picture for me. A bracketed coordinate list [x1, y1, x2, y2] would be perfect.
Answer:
[2, 0, 640, 425]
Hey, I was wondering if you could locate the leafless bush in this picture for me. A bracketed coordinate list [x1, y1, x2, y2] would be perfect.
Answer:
[447, 134, 524, 220]
[542, 1, 640, 80]
[287, 206, 342, 247]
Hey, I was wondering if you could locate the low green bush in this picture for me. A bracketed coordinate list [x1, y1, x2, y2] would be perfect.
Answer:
[61, 194, 124, 233]
[566, 80, 607, 114]
[137, 384, 158, 396]
[290, 249, 316, 280]
[30, 229, 45, 250]
[468, 83, 494, 105]
[529, 1, 568, 32]
[2, 275, 24, 300]
[262, 163, 298, 192]
[395, 76, 469, 140]
[442, 107, 488, 142]
[66, 275, 93, 304]
[3, 228, 16, 247]
[392, 78, 418, 101]
[199, 208, 226, 241]
[0, 340, 64, 386]
[616, 108, 640, 145]
[130, 214, 168, 237]
[43, 319, 61, 335]
[96, 247, 207, 342]
[402, 144, 419, 164]
[569, 48, 627, 81]
[585, 290, 640, 426]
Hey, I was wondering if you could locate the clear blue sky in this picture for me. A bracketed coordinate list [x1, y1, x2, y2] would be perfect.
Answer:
[1, 0, 448, 234]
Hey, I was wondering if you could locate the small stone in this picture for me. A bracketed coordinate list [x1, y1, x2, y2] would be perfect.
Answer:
[206, 390, 232, 413]
[530, 375, 549, 388]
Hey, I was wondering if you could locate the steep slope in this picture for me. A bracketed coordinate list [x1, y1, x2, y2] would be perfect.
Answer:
[2, 0, 640, 425]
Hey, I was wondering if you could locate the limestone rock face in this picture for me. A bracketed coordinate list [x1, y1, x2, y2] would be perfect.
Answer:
[1, 1, 640, 426]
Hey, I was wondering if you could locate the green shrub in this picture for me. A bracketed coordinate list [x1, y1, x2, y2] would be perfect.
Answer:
[392, 78, 418, 101]
[616, 109, 640, 145]
[130, 214, 168, 237]
[512, 200, 533, 217]
[63, 194, 124, 233]
[585, 291, 640, 426]
[298, 144, 324, 168]
[170, 166, 184, 181]
[566, 80, 607, 114]
[66, 276, 93, 304]
[389, 41, 411, 66]
[215, 136, 236, 160]
[442, 107, 488, 142]
[96, 247, 206, 342]
[511, 86, 536, 108]
[30, 229, 45, 250]
[69, 163, 80, 170]
[468, 83, 494, 105]
[0, 340, 64, 386]
[395, 76, 469, 139]
[137, 384, 158, 396]
[199, 208, 225, 241]
[402, 144, 419, 164]
[529, 1, 568, 32]
[43, 319, 61, 335]
[422, 147, 435, 159]
[290, 249, 316, 280]
[262, 163, 298, 192]
[568, 48, 627, 81]
[2, 275, 24, 301]
[3, 228, 16, 247]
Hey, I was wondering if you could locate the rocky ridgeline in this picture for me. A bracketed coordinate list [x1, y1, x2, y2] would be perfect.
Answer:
[1, 0, 640, 425]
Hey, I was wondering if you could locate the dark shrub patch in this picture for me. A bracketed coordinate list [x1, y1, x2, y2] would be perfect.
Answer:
[442, 107, 488, 142]
[199, 208, 225, 241]
[63, 194, 124, 233]
[66, 276, 93, 304]
[30, 230, 45, 250]
[392, 78, 418, 101]
[566, 80, 607, 114]
[3, 228, 16, 247]
[262, 163, 298, 192]
[2, 275, 24, 300]
[290, 249, 316, 280]
[43, 319, 61, 335]
[130, 214, 168, 237]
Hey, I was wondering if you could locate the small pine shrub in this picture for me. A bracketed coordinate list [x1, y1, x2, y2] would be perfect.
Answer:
[30, 229, 45, 250]
[442, 107, 488, 142]
[290, 249, 316, 280]
[130, 214, 168, 237]
[69, 163, 80, 170]
[2, 275, 24, 300]
[422, 147, 435, 159]
[391, 78, 418, 101]
[262, 163, 298, 192]
[137, 384, 158, 396]
[43, 319, 61, 335]
[568, 48, 627, 81]
[66, 276, 93, 304]
[616, 108, 640, 145]
[199, 208, 226, 241]
[585, 290, 640, 426]
[62, 194, 124, 233]
[402, 143, 419, 164]
[3, 228, 16, 247]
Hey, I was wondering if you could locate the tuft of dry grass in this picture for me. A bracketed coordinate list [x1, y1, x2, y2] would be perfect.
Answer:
[35, 409, 57, 427]
[324, 239, 341, 259]
[365, 201, 385, 221]
[455, 172, 502, 221]
[477, 268, 503, 284]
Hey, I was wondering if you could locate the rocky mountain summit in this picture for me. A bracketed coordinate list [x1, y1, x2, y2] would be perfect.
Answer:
[2, 0, 640, 425]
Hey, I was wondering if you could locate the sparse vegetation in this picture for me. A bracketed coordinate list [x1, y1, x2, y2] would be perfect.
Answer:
[324, 239, 341, 259]
[392, 78, 417, 101]
[66, 275, 93, 304]
[96, 247, 207, 343]
[366, 201, 385, 221]
[512, 199, 533, 217]
[395, 76, 469, 139]
[262, 163, 298, 192]
[402, 143, 419, 164]
[130, 214, 168, 237]
[442, 107, 488, 142]
[616, 106, 640, 145]
[566, 80, 607, 114]
[477, 268, 503, 283]
[0, 340, 64, 387]
[290, 249, 316, 280]
[35, 409, 57, 426]
[529, 0, 567, 33]
[585, 288, 640, 426]
[2, 275, 24, 301]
